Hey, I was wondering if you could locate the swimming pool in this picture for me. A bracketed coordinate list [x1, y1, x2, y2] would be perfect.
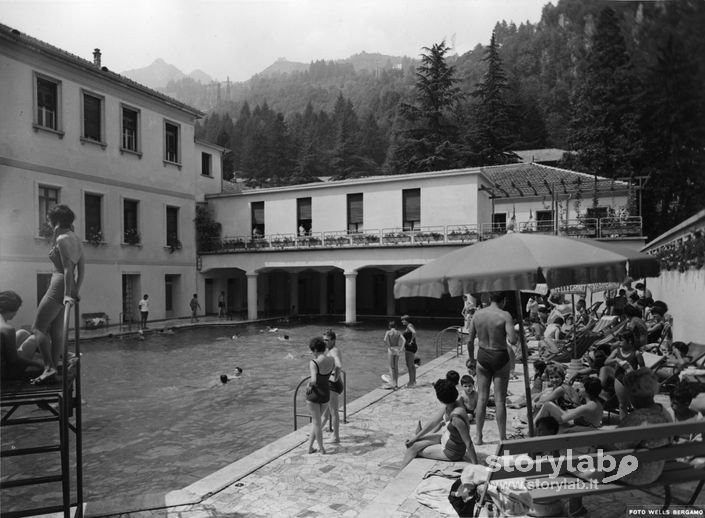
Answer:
[1, 319, 447, 510]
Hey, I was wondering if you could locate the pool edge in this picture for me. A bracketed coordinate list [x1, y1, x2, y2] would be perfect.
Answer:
[79, 350, 459, 517]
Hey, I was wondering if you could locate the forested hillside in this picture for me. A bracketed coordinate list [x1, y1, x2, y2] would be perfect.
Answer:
[190, 0, 705, 239]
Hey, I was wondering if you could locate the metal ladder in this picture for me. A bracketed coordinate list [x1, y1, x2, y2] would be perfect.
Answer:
[293, 370, 347, 431]
[1, 302, 84, 518]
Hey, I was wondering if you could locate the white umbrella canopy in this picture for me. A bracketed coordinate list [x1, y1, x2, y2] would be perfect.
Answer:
[394, 233, 660, 298]
[394, 232, 660, 438]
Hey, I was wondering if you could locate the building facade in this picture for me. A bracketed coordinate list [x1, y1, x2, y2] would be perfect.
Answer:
[200, 163, 638, 322]
[0, 24, 224, 327]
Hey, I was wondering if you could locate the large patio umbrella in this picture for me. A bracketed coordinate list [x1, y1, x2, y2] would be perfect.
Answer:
[394, 233, 660, 436]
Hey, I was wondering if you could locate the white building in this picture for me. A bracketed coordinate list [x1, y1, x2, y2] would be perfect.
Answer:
[0, 24, 225, 327]
[201, 163, 640, 322]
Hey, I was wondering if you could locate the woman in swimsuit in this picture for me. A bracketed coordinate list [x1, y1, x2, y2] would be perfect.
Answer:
[603, 333, 644, 419]
[25, 205, 85, 384]
[305, 336, 335, 454]
[400, 315, 418, 387]
[532, 363, 580, 412]
[533, 376, 604, 431]
[401, 379, 478, 468]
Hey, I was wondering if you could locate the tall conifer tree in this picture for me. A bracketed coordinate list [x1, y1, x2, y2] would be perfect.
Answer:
[471, 31, 519, 165]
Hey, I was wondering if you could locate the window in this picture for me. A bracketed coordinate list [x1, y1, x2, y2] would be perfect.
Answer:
[164, 122, 180, 163]
[492, 213, 507, 232]
[35, 75, 60, 131]
[82, 91, 103, 143]
[122, 106, 139, 152]
[347, 193, 363, 233]
[402, 188, 420, 230]
[297, 198, 312, 235]
[201, 152, 212, 176]
[166, 206, 179, 246]
[251, 201, 264, 237]
[124, 199, 140, 244]
[38, 185, 59, 235]
[536, 210, 554, 233]
[84, 193, 102, 242]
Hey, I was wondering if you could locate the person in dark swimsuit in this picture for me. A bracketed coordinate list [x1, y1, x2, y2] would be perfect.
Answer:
[467, 291, 517, 444]
[402, 379, 477, 468]
[306, 337, 335, 454]
[603, 333, 644, 419]
[401, 315, 418, 387]
[23, 205, 85, 384]
[322, 329, 343, 443]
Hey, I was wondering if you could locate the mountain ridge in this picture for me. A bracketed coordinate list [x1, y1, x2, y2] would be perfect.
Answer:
[121, 51, 409, 89]
[121, 58, 214, 89]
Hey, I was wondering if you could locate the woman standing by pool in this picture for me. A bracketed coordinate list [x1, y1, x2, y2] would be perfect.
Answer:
[401, 315, 418, 387]
[27, 204, 85, 384]
[305, 336, 335, 454]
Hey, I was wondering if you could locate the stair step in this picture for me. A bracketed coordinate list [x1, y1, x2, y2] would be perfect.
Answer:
[1, 444, 61, 457]
[0, 474, 63, 488]
[0, 502, 77, 518]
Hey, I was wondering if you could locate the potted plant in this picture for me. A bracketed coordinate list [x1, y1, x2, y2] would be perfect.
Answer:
[38, 222, 54, 240]
[124, 228, 141, 245]
[167, 233, 182, 253]
[87, 226, 104, 247]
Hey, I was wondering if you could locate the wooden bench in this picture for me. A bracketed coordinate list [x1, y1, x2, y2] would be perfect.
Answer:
[81, 311, 109, 329]
[479, 420, 705, 512]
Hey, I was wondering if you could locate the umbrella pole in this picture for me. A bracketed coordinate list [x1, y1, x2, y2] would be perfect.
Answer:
[567, 294, 582, 380]
[514, 291, 535, 437]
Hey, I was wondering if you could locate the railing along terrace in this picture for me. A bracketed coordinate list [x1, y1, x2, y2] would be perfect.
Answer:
[198, 217, 642, 253]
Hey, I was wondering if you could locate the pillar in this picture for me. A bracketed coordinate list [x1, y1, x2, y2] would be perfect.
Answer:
[344, 270, 357, 324]
[246, 273, 258, 321]
[289, 272, 299, 315]
[319, 272, 328, 315]
[386, 271, 396, 316]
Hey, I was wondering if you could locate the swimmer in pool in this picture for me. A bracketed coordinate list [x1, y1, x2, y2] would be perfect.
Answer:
[219, 367, 243, 384]
[466, 291, 517, 444]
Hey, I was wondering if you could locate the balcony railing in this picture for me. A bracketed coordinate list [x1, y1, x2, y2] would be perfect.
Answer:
[199, 217, 642, 254]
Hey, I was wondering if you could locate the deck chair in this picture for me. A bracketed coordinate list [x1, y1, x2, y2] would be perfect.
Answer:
[592, 315, 619, 334]
[542, 331, 601, 363]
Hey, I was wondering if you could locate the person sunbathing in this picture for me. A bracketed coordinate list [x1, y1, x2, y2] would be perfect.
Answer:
[654, 341, 690, 382]
[533, 377, 603, 431]
[532, 363, 580, 412]
[402, 379, 478, 468]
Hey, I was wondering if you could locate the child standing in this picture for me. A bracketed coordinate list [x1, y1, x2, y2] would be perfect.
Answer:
[189, 294, 201, 323]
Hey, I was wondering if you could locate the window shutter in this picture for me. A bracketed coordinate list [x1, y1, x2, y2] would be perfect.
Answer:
[297, 198, 312, 220]
[84, 94, 101, 140]
[403, 189, 420, 221]
[252, 203, 264, 224]
[348, 193, 363, 224]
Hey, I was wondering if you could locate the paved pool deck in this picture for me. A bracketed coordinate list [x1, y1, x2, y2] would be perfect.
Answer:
[42, 319, 705, 518]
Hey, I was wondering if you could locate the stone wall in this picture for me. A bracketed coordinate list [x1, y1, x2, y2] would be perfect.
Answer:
[649, 268, 705, 344]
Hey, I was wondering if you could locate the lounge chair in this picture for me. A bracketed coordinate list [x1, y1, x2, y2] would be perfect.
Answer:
[542, 331, 602, 364]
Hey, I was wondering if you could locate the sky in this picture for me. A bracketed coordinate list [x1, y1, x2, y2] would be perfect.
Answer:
[1, 0, 550, 82]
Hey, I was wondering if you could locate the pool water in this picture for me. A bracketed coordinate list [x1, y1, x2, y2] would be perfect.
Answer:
[1, 320, 446, 509]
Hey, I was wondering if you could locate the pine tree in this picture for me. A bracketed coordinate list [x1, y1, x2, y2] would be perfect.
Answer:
[390, 41, 468, 173]
[470, 31, 519, 165]
[569, 7, 643, 180]
[641, 34, 705, 237]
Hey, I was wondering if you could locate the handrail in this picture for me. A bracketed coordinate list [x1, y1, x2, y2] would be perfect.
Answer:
[60, 300, 83, 515]
[293, 370, 347, 431]
[201, 216, 644, 254]
[435, 325, 470, 358]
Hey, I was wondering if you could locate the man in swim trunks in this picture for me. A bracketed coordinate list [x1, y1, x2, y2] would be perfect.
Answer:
[466, 291, 517, 444]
